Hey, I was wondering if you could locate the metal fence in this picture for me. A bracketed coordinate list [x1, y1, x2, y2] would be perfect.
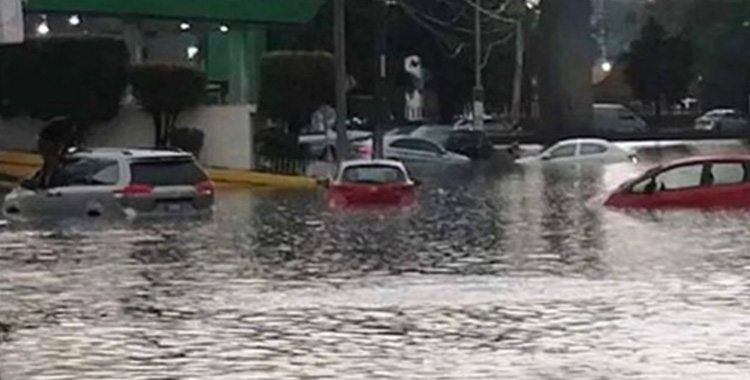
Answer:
[254, 155, 314, 176]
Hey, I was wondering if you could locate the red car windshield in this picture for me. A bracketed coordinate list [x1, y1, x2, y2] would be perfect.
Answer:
[341, 165, 407, 184]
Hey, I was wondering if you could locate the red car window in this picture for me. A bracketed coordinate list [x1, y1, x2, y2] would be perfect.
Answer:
[342, 165, 406, 184]
[653, 164, 704, 191]
[709, 162, 746, 185]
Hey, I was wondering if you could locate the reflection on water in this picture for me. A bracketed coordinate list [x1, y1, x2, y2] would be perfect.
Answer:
[2, 142, 750, 379]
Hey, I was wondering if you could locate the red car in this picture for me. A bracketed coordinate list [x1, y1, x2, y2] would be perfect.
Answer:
[322, 159, 419, 208]
[605, 155, 750, 209]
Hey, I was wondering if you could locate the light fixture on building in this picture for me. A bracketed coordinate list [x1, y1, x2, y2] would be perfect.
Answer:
[68, 14, 81, 26]
[601, 61, 613, 73]
[180, 22, 191, 31]
[219, 25, 230, 33]
[36, 16, 50, 36]
[187, 46, 199, 60]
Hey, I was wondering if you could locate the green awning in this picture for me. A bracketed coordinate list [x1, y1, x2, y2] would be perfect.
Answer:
[26, 0, 324, 24]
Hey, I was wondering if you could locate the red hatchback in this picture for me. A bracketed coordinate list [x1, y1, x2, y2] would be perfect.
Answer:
[605, 155, 750, 209]
[323, 160, 418, 209]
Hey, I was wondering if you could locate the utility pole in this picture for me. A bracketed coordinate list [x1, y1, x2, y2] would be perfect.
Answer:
[473, 0, 485, 129]
[334, 0, 349, 164]
[511, 19, 524, 124]
[374, 1, 393, 159]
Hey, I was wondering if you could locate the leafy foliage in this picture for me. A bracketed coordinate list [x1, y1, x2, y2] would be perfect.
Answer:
[0, 36, 129, 130]
[258, 51, 335, 134]
[688, 0, 750, 111]
[624, 17, 693, 114]
[170, 127, 205, 158]
[130, 64, 207, 146]
[294, 0, 525, 122]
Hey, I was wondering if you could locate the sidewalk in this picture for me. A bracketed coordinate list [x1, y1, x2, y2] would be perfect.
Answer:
[0, 150, 317, 190]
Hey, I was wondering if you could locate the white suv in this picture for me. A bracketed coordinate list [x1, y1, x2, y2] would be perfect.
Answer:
[3, 148, 214, 220]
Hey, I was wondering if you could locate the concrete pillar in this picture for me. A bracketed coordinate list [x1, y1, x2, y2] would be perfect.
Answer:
[206, 28, 266, 105]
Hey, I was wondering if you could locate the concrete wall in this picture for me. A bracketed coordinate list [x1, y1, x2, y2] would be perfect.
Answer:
[0, 105, 256, 170]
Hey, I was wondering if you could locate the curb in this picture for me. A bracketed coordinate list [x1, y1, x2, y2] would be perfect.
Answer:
[0, 150, 317, 190]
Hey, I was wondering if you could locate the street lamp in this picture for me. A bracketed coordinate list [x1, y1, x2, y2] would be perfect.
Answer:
[36, 16, 50, 36]
[68, 15, 81, 27]
[601, 61, 613, 73]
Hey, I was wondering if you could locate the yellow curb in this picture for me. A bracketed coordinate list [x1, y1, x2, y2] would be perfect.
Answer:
[0, 151, 43, 167]
[208, 168, 316, 189]
[0, 150, 316, 189]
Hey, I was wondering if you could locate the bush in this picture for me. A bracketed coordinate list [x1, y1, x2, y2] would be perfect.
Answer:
[259, 51, 335, 134]
[0, 36, 129, 136]
[170, 127, 205, 158]
[130, 64, 207, 146]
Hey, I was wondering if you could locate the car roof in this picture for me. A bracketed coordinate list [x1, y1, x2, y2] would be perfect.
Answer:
[553, 138, 612, 146]
[594, 103, 625, 109]
[340, 159, 407, 171]
[71, 147, 193, 160]
[663, 155, 750, 168]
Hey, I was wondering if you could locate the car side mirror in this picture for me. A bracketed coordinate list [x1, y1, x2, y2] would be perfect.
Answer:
[541, 154, 552, 161]
[413, 179, 422, 187]
[317, 178, 331, 188]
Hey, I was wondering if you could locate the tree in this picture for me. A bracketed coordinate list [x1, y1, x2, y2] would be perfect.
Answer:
[129, 64, 207, 146]
[624, 17, 693, 115]
[258, 51, 335, 134]
[0, 36, 129, 140]
[294, 0, 523, 122]
[687, 0, 750, 111]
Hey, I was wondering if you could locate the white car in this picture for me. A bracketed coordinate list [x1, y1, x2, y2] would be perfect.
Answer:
[355, 136, 471, 166]
[694, 109, 749, 133]
[3, 148, 214, 220]
[594, 103, 648, 133]
[515, 138, 638, 165]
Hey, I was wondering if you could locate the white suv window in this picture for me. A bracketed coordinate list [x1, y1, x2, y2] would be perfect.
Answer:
[56, 158, 120, 187]
[547, 144, 576, 159]
[580, 143, 608, 156]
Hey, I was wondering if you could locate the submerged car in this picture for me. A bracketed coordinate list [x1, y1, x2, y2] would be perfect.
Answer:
[605, 155, 750, 209]
[322, 159, 418, 208]
[516, 138, 638, 165]
[694, 109, 750, 133]
[3, 148, 214, 220]
[355, 136, 471, 166]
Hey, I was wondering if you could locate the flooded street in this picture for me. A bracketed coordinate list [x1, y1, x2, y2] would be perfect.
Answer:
[2, 141, 750, 379]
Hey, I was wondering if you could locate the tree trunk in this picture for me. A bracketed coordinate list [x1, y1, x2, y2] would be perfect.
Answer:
[152, 113, 163, 147]
[539, 0, 595, 141]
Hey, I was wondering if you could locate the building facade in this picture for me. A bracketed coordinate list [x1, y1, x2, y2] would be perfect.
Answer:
[23, 0, 324, 104]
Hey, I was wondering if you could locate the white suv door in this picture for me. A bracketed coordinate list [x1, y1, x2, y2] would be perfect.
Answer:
[14, 157, 123, 218]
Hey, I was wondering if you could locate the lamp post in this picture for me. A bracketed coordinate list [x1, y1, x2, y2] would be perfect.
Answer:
[374, 0, 396, 159]
[334, 0, 348, 164]
[473, 0, 485, 128]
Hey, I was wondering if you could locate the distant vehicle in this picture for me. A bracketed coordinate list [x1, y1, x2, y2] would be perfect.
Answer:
[3, 148, 214, 220]
[322, 159, 418, 208]
[387, 124, 493, 160]
[605, 155, 750, 209]
[694, 109, 750, 133]
[354, 136, 471, 166]
[298, 128, 372, 160]
[515, 138, 638, 165]
[594, 103, 648, 133]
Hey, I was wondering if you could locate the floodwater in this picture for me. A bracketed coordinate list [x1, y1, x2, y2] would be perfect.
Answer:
[2, 140, 750, 379]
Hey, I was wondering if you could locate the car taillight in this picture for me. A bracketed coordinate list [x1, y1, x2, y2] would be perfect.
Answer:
[358, 145, 373, 156]
[114, 183, 153, 197]
[194, 180, 215, 195]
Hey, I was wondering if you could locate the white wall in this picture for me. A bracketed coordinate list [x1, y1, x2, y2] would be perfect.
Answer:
[0, 105, 256, 170]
